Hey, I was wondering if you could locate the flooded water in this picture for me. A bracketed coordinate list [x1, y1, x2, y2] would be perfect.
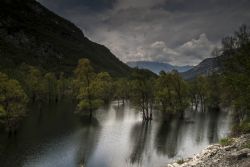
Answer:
[0, 101, 231, 167]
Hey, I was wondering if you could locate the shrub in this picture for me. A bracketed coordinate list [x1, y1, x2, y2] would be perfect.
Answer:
[220, 137, 234, 146]
[242, 140, 250, 149]
[177, 159, 185, 165]
[232, 119, 250, 135]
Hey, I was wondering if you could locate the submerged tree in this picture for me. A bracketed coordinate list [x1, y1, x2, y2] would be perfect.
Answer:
[188, 79, 200, 111]
[44, 72, 58, 103]
[188, 74, 223, 112]
[171, 71, 189, 118]
[57, 72, 69, 101]
[130, 69, 155, 120]
[21, 65, 46, 103]
[74, 60, 115, 117]
[75, 58, 96, 116]
[206, 74, 222, 110]
[114, 78, 130, 105]
[92, 72, 113, 104]
[0, 72, 28, 133]
[18, 64, 70, 104]
[155, 71, 188, 118]
[155, 71, 173, 113]
[196, 76, 208, 112]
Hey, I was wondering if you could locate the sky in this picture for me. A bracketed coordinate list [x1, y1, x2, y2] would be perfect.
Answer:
[37, 0, 250, 66]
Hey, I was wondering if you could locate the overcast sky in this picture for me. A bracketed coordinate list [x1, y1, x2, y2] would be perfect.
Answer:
[38, 0, 250, 66]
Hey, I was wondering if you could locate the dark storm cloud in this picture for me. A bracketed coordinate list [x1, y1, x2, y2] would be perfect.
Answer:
[38, 0, 115, 12]
[38, 0, 250, 65]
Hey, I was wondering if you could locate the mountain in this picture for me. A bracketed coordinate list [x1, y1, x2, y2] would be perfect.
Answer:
[127, 61, 193, 74]
[0, 0, 131, 77]
[181, 57, 221, 80]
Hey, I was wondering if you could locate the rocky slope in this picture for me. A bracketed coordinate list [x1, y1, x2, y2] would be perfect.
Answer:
[167, 134, 250, 167]
[0, 0, 131, 76]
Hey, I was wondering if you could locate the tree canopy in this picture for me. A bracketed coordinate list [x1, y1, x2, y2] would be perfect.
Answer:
[0, 72, 28, 132]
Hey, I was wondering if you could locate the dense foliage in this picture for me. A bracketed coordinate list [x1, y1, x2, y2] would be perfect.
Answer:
[74, 59, 113, 116]
[0, 72, 28, 132]
[155, 71, 188, 118]
[220, 25, 250, 134]
[130, 69, 156, 120]
[187, 25, 250, 134]
[0, 65, 71, 132]
[1, 25, 250, 136]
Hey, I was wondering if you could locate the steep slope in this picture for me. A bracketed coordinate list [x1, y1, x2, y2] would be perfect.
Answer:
[127, 61, 193, 74]
[181, 57, 220, 80]
[0, 0, 131, 77]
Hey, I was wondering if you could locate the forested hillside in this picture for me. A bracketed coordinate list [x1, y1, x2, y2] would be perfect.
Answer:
[0, 0, 131, 77]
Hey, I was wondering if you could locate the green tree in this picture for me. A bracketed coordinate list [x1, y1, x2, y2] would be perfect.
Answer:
[92, 72, 113, 103]
[222, 25, 250, 126]
[206, 74, 222, 110]
[44, 72, 58, 103]
[114, 78, 130, 105]
[195, 76, 208, 112]
[74, 58, 102, 117]
[130, 69, 155, 120]
[57, 72, 69, 101]
[189, 74, 222, 112]
[155, 71, 173, 113]
[188, 79, 200, 111]
[0, 72, 28, 132]
[22, 65, 46, 103]
[155, 71, 188, 118]
[171, 71, 189, 117]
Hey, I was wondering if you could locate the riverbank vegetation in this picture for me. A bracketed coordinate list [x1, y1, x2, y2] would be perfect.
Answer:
[0, 72, 28, 133]
[0, 25, 250, 136]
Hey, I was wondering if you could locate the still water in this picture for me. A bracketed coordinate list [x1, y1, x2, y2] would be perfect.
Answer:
[0, 101, 231, 167]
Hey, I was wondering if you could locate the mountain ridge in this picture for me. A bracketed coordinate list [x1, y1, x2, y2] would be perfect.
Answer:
[0, 0, 131, 77]
[127, 61, 193, 74]
[181, 56, 221, 80]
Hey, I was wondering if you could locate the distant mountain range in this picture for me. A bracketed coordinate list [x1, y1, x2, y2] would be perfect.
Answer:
[0, 0, 131, 77]
[127, 61, 193, 74]
[127, 57, 223, 80]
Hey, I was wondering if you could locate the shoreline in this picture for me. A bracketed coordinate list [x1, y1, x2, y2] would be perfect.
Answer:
[167, 134, 250, 167]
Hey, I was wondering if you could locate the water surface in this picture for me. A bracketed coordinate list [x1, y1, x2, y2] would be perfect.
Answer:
[0, 101, 231, 167]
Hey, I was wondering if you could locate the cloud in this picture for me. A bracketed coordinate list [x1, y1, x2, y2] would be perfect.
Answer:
[151, 41, 166, 49]
[130, 34, 215, 66]
[37, 0, 250, 65]
[114, 0, 166, 10]
[176, 33, 215, 65]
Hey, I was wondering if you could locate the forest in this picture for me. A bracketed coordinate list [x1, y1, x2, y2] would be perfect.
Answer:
[0, 25, 250, 136]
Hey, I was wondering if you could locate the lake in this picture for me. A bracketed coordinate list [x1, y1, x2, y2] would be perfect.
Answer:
[0, 101, 231, 167]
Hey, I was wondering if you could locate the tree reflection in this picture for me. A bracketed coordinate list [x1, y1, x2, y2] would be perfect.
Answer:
[113, 104, 125, 121]
[129, 121, 152, 165]
[195, 112, 207, 144]
[154, 118, 183, 158]
[207, 110, 220, 143]
[76, 116, 101, 167]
